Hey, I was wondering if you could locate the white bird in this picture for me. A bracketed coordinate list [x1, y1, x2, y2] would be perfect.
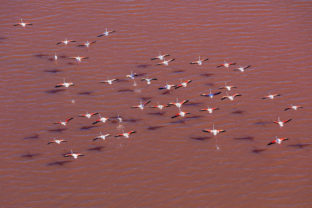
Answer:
[141, 78, 157, 85]
[233, 65, 252, 72]
[97, 28, 116, 37]
[68, 56, 88, 63]
[190, 56, 209, 65]
[219, 82, 237, 91]
[156, 58, 175, 66]
[126, 71, 138, 80]
[54, 117, 74, 126]
[92, 114, 110, 124]
[221, 93, 242, 101]
[77, 40, 96, 48]
[56, 39, 76, 45]
[93, 133, 111, 141]
[151, 53, 170, 61]
[100, 79, 119, 85]
[262, 94, 281, 100]
[202, 124, 226, 136]
[115, 131, 136, 138]
[64, 150, 84, 159]
[273, 117, 292, 127]
[131, 100, 151, 110]
[55, 79, 74, 88]
[48, 138, 67, 145]
[284, 105, 303, 111]
[13, 19, 33, 27]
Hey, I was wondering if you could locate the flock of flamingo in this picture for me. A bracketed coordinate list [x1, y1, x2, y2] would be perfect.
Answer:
[15, 18, 304, 161]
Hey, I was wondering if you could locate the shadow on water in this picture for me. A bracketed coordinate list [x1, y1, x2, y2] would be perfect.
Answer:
[43, 69, 62, 73]
[231, 110, 245, 115]
[21, 153, 41, 159]
[80, 126, 97, 130]
[169, 119, 186, 124]
[47, 160, 72, 166]
[251, 148, 267, 153]
[288, 143, 311, 149]
[0, 37, 7, 41]
[200, 73, 214, 77]
[184, 102, 203, 106]
[24, 134, 39, 140]
[78, 91, 93, 95]
[148, 112, 166, 116]
[34, 53, 49, 58]
[254, 121, 272, 126]
[136, 64, 151, 68]
[118, 89, 134, 93]
[124, 118, 141, 123]
[190, 136, 212, 141]
[233, 136, 254, 141]
[45, 89, 66, 94]
[88, 146, 105, 152]
[172, 70, 185, 73]
[162, 90, 171, 95]
[136, 73, 146, 77]
[147, 126, 164, 130]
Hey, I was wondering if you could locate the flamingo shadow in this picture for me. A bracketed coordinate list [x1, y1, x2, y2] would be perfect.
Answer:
[251, 148, 267, 153]
[118, 89, 134, 93]
[21, 153, 41, 159]
[232, 110, 245, 115]
[254, 121, 272, 126]
[43, 69, 62, 73]
[170, 120, 186, 124]
[78, 91, 93, 95]
[200, 73, 214, 77]
[47, 160, 72, 166]
[124, 118, 141, 123]
[34, 53, 49, 58]
[24, 134, 39, 140]
[80, 126, 97, 130]
[88, 146, 105, 151]
[172, 70, 185, 73]
[148, 112, 166, 116]
[162, 90, 171, 95]
[190, 136, 211, 141]
[147, 126, 164, 130]
[45, 89, 66, 94]
[288, 143, 311, 149]
[233, 136, 254, 141]
[137, 64, 151, 68]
